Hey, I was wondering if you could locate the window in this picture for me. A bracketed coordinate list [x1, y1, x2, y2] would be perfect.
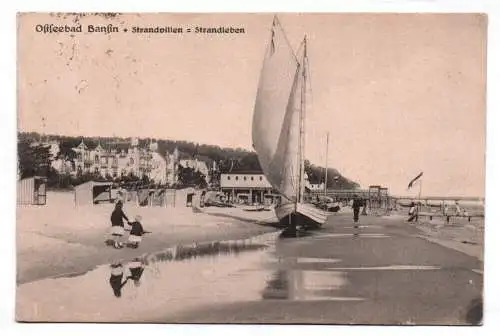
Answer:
[227, 176, 231, 180]
[260, 176, 263, 181]
[94, 155, 99, 163]
[243, 176, 247, 181]
[235, 176, 239, 181]
[251, 177, 254, 181]
[130, 158, 134, 165]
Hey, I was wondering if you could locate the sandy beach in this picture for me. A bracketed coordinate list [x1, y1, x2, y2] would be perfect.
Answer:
[17, 192, 278, 284]
[379, 212, 484, 262]
[16, 210, 483, 324]
[414, 218, 484, 262]
[17, 192, 484, 286]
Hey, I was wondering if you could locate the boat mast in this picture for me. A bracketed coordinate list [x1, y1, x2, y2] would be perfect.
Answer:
[298, 36, 307, 204]
[324, 132, 329, 197]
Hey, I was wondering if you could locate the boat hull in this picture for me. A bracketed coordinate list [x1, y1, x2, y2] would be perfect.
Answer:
[275, 202, 328, 231]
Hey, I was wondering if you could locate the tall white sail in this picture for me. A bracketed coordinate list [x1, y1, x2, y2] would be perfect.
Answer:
[253, 18, 328, 226]
[252, 18, 302, 201]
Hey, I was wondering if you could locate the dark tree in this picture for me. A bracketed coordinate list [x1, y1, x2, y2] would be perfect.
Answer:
[18, 140, 51, 179]
[238, 153, 261, 171]
[178, 166, 207, 188]
[304, 160, 359, 190]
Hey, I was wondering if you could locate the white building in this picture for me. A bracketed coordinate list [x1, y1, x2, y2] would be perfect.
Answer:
[220, 171, 274, 203]
[54, 138, 174, 184]
[306, 182, 325, 192]
[164, 148, 180, 185]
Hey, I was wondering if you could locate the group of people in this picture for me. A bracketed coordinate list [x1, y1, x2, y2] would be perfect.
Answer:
[407, 201, 468, 223]
[108, 200, 148, 249]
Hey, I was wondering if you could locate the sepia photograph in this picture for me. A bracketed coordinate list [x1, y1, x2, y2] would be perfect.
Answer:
[16, 12, 485, 325]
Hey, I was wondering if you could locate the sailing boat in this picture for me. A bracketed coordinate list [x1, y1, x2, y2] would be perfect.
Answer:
[252, 17, 328, 233]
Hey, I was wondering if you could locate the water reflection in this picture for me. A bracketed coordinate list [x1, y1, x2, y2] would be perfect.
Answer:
[128, 258, 146, 287]
[262, 270, 289, 300]
[16, 230, 480, 323]
[260, 239, 362, 302]
[260, 262, 360, 301]
[109, 263, 127, 298]
[17, 233, 278, 322]
[151, 240, 269, 263]
[104, 238, 270, 299]
[108, 258, 146, 298]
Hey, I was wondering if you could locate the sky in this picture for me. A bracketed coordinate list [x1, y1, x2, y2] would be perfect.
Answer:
[17, 13, 486, 197]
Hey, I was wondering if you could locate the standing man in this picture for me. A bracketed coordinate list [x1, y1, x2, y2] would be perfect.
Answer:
[352, 195, 364, 228]
[407, 202, 418, 222]
[455, 201, 462, 216]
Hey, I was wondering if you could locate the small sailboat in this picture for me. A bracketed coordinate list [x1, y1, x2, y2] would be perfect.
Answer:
[252, 16, 329, 234]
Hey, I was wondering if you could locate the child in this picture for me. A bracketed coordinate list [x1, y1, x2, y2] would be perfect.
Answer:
[126, 215, 146, 248]
[109, 201, 130, 249]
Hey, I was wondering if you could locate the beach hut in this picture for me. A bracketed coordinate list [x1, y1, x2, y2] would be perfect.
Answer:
[171, 187, 195, 207]
[17, 176, 47, 205]
[74, 181, 113, 206]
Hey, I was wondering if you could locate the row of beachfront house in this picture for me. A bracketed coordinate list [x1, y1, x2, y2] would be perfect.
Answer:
[48, 138, 210, 186]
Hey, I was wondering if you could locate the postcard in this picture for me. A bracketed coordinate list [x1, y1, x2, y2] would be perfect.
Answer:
[16, 12, 485, 325]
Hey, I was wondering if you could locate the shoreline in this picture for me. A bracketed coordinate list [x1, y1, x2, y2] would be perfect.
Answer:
[17, 192, 484, 285]
[17, 220, 276, 285]
[17, 193, 279, 285]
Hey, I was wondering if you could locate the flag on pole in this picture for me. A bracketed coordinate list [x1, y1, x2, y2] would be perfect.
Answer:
[407, 172, 423, 189]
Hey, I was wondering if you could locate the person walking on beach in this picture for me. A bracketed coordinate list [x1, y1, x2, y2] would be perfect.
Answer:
[109, 201, 129, 249]
[455, 201, 463, 216]
[352, 195, 364, 228]
[109, 262, 129, 298]
[408, 202, 418, 222]
[361, 198, 368, 216]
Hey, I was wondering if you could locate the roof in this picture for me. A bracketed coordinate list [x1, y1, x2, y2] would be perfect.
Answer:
[106, 142, 131, 152]
[74, 181, 113, 190]
[18, 175, 47, 181]
[220, 169, 264, 175]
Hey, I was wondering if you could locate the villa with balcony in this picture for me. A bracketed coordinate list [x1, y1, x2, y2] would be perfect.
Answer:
[64, 139, 173, 184]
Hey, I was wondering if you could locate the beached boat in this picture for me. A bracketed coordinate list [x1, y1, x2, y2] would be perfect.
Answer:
[252, 17, 329, 234]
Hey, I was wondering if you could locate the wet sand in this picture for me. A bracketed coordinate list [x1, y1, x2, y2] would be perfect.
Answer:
[17, 192, 277, 284]
[16, 213, 483, 324]
[410, 217, 483, 261]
